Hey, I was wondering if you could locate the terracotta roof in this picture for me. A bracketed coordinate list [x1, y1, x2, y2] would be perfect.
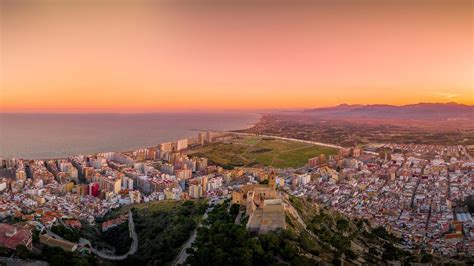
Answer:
[0, 223, 32, 250]
[444, 233, 463, 240]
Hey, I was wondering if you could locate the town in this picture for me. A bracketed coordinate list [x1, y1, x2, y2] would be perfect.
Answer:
[0, 131, 473, 262]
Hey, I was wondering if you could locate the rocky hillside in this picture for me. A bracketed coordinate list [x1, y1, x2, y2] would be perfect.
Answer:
[186, 196, 471, 265]
[286, 196, 472, 265]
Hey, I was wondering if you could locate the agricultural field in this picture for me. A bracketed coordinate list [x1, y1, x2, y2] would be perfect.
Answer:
[188, 136, 338, 169]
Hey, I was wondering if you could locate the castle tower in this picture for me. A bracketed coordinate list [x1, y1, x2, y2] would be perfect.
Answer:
[268, 171, 276, 190]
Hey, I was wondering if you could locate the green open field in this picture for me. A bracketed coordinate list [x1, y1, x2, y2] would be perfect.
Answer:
[188, 136, 338, 169]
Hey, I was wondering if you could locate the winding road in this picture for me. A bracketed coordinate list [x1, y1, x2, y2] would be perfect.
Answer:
[90, 210, 138, 260]
[172, 198, 225, 266]
[45, 210, 138, 261]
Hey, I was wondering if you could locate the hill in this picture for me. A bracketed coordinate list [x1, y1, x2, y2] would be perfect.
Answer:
[186, 197, 470, 265]
[187, 197, 404, 265]
[95, 200, 207, 265]
[305, 102, 474, 120]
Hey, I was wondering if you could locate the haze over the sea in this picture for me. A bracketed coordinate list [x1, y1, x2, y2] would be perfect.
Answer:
[0, 112, 259, 159]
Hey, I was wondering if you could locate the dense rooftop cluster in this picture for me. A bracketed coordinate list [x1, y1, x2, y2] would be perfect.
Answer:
[0, 132, 472, 262]
[288, 145, 474, 257]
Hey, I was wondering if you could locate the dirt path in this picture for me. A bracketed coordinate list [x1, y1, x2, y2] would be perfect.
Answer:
[280, 144, 314, 153]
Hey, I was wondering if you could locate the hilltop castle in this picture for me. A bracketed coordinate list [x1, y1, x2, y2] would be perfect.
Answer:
[232, 172, 286, 234]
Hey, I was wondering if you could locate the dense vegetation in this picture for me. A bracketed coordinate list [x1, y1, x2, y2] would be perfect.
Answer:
[115, 200, 207, 265]
[14, 200, 206, 266]
[186, 201, 317, 265]
[41, 246, 96, 266]
[51, 225, 81, 242]
[15, 244, 96, 266]
[99, 222, 132, 255]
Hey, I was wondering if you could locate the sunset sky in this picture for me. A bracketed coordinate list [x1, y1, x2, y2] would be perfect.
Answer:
[1, 0, 473, 113]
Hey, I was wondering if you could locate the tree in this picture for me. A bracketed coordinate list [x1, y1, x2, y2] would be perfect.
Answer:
[32, 229, 40, 243]
[369, 247, 380, 257]
[421, 253, 433, 263]
[229, 204, 240, 218]
[182, 200, 195, 207]
[373, 226, 389, 239]
[51, 225, 80, 242]
[336, 218, 350, 231]
[466, 195, 474, 213]
[381, 243, 403, 261]
[15, 245, 30, 260]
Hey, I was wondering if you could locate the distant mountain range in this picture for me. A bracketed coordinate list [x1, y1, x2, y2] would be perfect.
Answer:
[304, 102, 474, 120]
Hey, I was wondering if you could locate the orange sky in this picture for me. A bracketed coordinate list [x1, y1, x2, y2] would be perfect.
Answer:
[1, 1, 473, 112]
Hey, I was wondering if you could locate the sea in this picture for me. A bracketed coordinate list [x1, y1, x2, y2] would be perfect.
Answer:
[0, 112, 260, 159]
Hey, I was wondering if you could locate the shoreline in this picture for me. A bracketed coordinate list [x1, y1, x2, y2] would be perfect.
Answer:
[0, 113, 263, 161]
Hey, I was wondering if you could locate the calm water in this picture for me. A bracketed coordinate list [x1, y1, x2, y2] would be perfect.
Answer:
[0, 113, 259, 159]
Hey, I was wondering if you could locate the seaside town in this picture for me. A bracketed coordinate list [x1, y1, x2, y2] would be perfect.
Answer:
[3, 0, 473, 264]
[0, 131, 473, 261]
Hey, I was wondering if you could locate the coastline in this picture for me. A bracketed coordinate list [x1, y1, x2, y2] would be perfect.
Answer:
[0, 113, 262, 161]
[230, 113, 265, 133]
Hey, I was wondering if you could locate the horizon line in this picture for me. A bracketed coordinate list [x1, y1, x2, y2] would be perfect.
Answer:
[1, 101, 472, 114]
